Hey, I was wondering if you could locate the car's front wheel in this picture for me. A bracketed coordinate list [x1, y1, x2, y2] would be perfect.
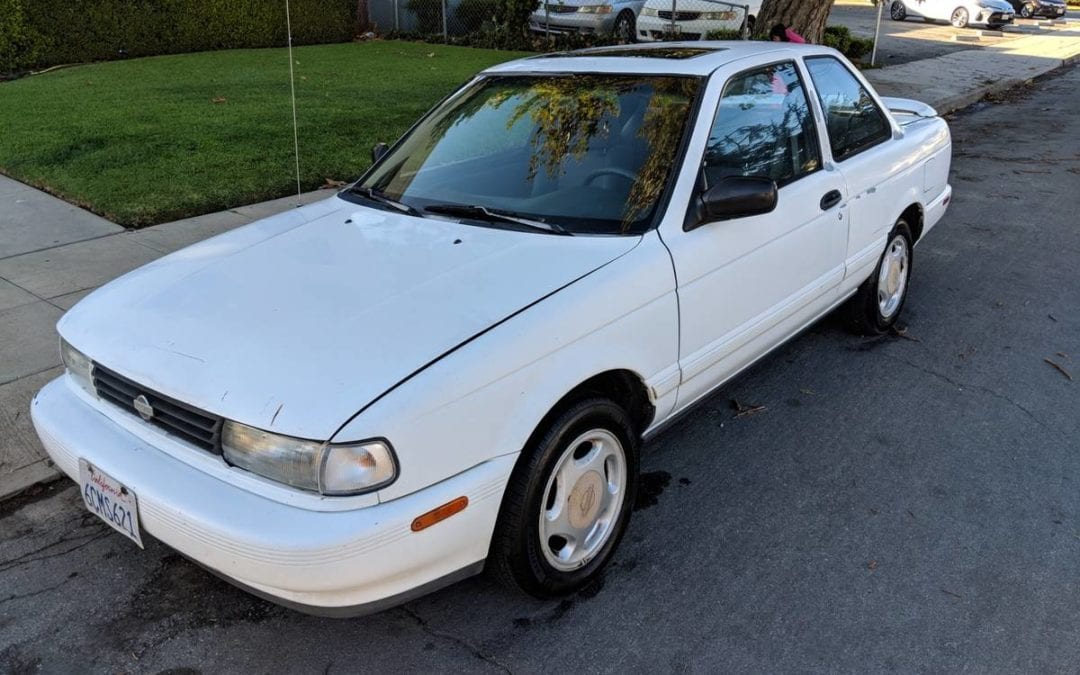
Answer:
[951, 6, 970, 27]
[488, 398, 639, 598]
[848, 220, 914, 335]
[890, 1, 907, 20]
[1020, 3, 1034, 18]
[613, 10, 637, 42]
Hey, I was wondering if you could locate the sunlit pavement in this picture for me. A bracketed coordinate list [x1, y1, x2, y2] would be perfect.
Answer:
[2, 63, 1079, 674]
[828, 3, 1072, 65]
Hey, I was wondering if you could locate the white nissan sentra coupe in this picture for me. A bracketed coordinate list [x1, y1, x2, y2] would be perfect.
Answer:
[33, 42, 952, 616]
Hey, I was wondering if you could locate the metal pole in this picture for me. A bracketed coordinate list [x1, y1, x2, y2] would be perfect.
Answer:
[442, 0, 448, 42]
[670, 0, 676, 36]
[741, 3, 749, 38]
[545, 2, 552, 46]
[393, 0, 399, 32]
[871, 0, 884, 65]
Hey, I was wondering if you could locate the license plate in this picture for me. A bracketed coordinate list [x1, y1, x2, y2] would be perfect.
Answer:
[79, 459, 143, 548]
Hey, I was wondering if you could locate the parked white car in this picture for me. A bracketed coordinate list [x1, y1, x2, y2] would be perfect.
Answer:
[528, 0, 646, 41]
[637, 0, 761, 41]
[34, 42, 952, 616]
[890, 0, 1016, 28]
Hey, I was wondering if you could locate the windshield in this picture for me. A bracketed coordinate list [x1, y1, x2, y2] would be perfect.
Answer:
[356, 74, 702, 235]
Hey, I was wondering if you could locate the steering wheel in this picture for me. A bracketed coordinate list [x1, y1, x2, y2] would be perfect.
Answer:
[584, 167, 638, 186]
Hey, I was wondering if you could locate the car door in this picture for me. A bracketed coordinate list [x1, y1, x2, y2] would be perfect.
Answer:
[663, 59, 849, 409]
[803, 55, 900, 292]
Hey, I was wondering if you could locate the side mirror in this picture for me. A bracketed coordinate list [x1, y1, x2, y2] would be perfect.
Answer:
[372, 142, 390, 163]
[686, 176, 778, 230]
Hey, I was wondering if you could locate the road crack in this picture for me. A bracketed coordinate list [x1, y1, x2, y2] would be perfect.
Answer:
[400, 606, 512, 673]
[880, 352, 1064, 438]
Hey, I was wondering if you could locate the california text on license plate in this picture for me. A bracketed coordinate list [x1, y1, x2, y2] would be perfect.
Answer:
[79, 459, 143, 548]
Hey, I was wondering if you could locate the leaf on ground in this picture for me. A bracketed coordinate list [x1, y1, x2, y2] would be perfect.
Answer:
[322, 178, 347, 189]
[1045, 358, 1073, 381]
[867, 560, 878, 571]
[730, 399, 766, 418]
[1048, 313, 1058, 322]
[1056, 351, 1070, 360]
[799, 388, 816, 396]
[211, 96, 227, 104]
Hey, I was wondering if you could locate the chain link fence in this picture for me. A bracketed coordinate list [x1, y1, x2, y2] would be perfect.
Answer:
[366, 0, 754, 42]
[368, 0, 497, 36]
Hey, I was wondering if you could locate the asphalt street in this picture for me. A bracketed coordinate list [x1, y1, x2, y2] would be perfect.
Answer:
[2, 64, 1080, 674]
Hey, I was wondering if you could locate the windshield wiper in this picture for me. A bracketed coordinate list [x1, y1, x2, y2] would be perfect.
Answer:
[424, 204, 571, 235]
[348, 185, 424, 217]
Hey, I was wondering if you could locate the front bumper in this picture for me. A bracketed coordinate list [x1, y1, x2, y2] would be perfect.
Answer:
[976, 9, 1014, 24]
[635, 15, 738, 40]
[529, 11, 618, 33]
[31, 376, 514, 616]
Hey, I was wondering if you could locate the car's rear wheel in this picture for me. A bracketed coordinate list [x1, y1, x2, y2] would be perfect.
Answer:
[613, 10, 637, 42]
[951, 6, 970, 27]
[488, 398, 639, 598]
[848, 220, 914, 335]
[890, 1, 907, 20]
[1020, 3, 1034, 18]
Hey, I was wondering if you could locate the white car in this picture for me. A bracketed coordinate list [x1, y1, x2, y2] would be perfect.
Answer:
[528, 0, 647, 41]
[889, 0, 1016, 28]
[637, 0, 761, 41]
[33, 42, 952, 616]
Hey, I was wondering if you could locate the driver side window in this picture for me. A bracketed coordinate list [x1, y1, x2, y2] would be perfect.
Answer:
[703, 61, 822, 189]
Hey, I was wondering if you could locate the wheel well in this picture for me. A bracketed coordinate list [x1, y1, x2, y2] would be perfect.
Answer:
[528, 370, 655, 448]
[900, 203, 924, 242]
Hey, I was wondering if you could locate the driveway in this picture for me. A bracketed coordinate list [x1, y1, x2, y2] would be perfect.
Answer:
[2, 64, 1079, 673]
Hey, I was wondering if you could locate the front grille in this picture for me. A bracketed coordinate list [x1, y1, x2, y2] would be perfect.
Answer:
[92, 364, 223, 452]
[544, 4, 579, 13]
[658, 10, 701, 20]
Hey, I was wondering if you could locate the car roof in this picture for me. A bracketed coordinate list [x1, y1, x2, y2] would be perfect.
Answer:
[482, 41, 836, 77]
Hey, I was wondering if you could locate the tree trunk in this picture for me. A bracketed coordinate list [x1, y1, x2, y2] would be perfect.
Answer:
[753, 0, 833, 44]
[356, 0, 372, 35]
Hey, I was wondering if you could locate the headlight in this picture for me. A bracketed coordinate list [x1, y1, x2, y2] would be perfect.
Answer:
[577, 4, 613, 13]
[700, 10, 737, 20]
[640, 6, 658, 15]
[60, 338, 95, 397]
[221, 421, 397, 495]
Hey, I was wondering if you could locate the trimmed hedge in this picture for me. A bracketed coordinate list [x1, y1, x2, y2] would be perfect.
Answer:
[1, 0, 355, 76]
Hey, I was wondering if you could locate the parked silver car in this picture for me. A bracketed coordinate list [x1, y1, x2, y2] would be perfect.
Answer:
[529, 0, 646, 40]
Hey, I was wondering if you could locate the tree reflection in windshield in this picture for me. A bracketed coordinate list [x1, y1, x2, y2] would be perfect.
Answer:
[361, 74, 701, 235]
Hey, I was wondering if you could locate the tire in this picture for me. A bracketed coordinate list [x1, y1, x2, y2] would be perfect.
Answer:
[950, 6, 970, 27]
[488, 398, 640, 598]
[847, 220, 914, 335]
[1020, 3, 1034, 18]
[890, 1, 907, 21]
[613, 10, 637, 42]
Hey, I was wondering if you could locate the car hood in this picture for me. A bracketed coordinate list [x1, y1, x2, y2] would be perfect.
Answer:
[60, 196, 640, 440]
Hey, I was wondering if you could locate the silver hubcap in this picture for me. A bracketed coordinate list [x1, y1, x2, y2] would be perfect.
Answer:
[952, 8, 967, 26]
[891, 2, 904, 19]
[539, 429, 627, 571]
[877, 235, 909, 320]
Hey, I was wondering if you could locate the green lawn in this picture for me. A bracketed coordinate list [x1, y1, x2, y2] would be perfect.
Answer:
[0, 41, 526, 227]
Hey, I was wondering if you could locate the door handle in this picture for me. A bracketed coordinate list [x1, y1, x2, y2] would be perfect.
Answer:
[820, 190, 842, 211]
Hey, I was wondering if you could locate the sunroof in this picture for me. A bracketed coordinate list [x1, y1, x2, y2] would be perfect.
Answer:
[541, 46, 725, 60]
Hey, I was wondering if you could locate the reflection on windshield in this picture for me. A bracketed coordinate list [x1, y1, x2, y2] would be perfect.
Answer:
[360, 74, 701, 235]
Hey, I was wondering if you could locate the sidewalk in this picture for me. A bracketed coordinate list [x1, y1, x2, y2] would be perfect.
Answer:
[2, 27, 1080, 500]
